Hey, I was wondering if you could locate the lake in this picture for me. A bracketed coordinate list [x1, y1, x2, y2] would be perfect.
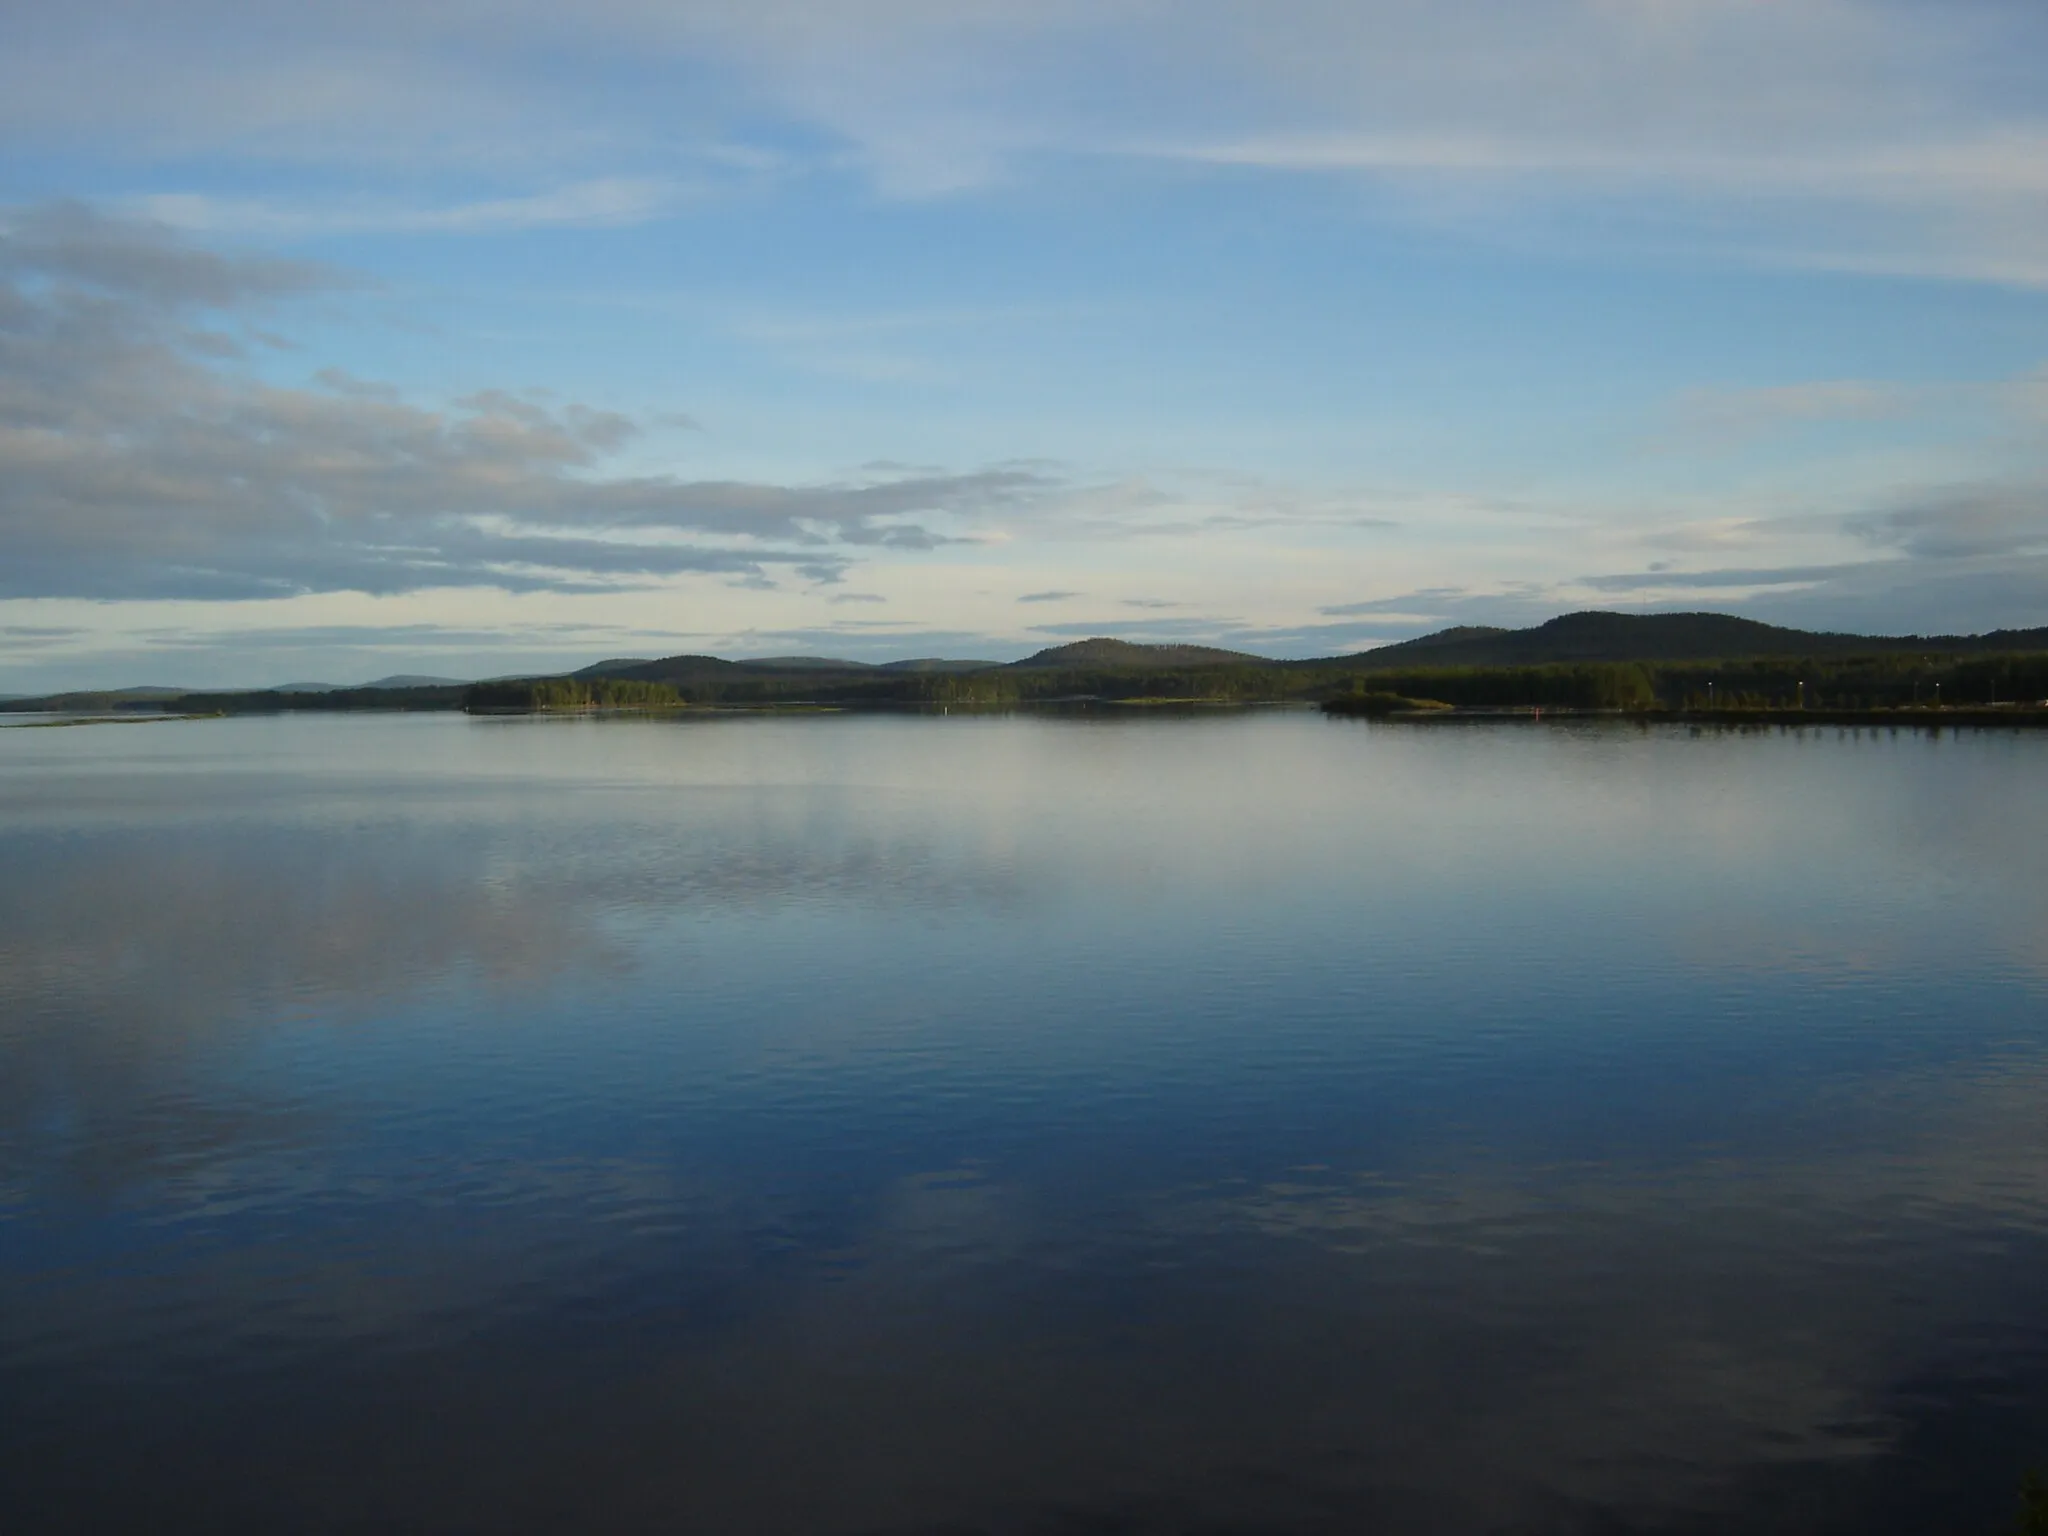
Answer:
[2, 709, 2044, 1534]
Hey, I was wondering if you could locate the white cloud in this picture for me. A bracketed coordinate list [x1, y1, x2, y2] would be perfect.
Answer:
[1, 1, 2043, 279]
[0, 205, 1051, 602]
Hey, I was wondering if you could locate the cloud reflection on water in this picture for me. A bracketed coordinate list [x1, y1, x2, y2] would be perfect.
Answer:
[2, 714, 2047, 1533]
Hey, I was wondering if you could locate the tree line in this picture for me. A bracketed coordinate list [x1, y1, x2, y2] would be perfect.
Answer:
[464, 679, 683, 711]
[13, 648, 2048, 718]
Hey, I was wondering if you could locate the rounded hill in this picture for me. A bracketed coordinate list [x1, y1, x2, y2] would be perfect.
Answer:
[1012, 638, 1268, 669]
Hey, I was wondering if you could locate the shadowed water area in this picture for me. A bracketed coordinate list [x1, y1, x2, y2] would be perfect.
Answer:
[2, 710, 2045, 1534]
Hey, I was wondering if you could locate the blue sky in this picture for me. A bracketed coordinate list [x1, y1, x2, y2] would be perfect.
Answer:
[3, 0, 2046, 688]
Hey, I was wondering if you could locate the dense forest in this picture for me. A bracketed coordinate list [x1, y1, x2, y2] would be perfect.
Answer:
[1330, 664, 1657, 709]
[0, 684, 469, 714]
[464, 678, 683, 711]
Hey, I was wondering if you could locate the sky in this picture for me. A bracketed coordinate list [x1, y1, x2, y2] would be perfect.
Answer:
[2, 0, 2046, 689]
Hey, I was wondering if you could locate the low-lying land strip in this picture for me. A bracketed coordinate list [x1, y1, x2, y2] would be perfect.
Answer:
[8, 612, 2048, 720]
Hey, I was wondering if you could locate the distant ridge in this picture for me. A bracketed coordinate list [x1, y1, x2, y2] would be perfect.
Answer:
[1349, 611, 2048, 668]
[16, 611, 2048, 716]
[532, 614, 2048, 688]
[734, 656, 876, 670]
[583, 653, 1001, 682]
[55, 685, 190, 700]
[272, 674, 470, 693]
[573, 654, 747, 682]
[1011, 638, 1268, 669]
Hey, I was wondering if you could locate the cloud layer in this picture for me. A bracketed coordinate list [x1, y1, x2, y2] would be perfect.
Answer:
[4, 0, 2044, 279]
[0, 204, 1053, 601]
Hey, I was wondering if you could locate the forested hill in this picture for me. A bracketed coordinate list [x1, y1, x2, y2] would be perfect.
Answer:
[1011, 639, 1269, 668]
[571, 653, 865, 685]
[1347, 611, 2048, 668]
[11, 611, 2048, 716]
[569, 652, 1004, 684]
[543, 615, 2048, 689]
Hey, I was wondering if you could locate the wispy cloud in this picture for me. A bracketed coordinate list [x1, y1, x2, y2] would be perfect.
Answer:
[1329, 474, 2048, 637]
[1175, 131, 2048, 288]
[0, 205, 1062, 601]
[133, 178, 685, 237]
[1664, 371, 2048, 449]
[1318, 588, 1492, 620]
[1579, 563, 1882, 594]
[1672, 381, 1913, 442]
[1027, 616, 1246, 641]
[0, 624, 85, 652]
[4, 1, 2044, 281]
[0, 198, 346, 305]
[1851, 483, 2048, 561]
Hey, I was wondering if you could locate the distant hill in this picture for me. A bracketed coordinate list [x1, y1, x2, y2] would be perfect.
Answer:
[10, 685, 192, 705]
[21, 688, 190, 708]
[583, 652, 1005, 683]
[272, 674, 468, 693]
[578, 653, 883, 684]
[691, 655, 1006, 673]
[573, 655, 750, 683]
[1346, 611, 2048, 668]
[1011, 638, 1269, 669]
[13, 611, 2048, 719]
[545, 616, 2048, 691]
[734, 656, 877, 670]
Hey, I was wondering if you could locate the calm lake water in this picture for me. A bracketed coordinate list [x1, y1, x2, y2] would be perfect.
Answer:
[3, 710, 2045, 1534]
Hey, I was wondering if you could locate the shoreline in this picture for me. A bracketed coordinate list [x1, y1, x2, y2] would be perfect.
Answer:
[1324, 702, 2048, 727]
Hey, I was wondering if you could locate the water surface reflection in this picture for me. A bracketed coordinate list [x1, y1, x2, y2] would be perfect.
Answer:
[2, 712, 2045, 1533]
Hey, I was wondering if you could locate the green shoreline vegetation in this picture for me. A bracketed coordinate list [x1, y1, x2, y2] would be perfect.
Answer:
[8, 612, 2048, 722]
[464, 678, 684, 712]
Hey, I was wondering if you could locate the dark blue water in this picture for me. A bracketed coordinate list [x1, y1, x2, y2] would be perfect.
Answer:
[3, 710, 2045, 1534]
